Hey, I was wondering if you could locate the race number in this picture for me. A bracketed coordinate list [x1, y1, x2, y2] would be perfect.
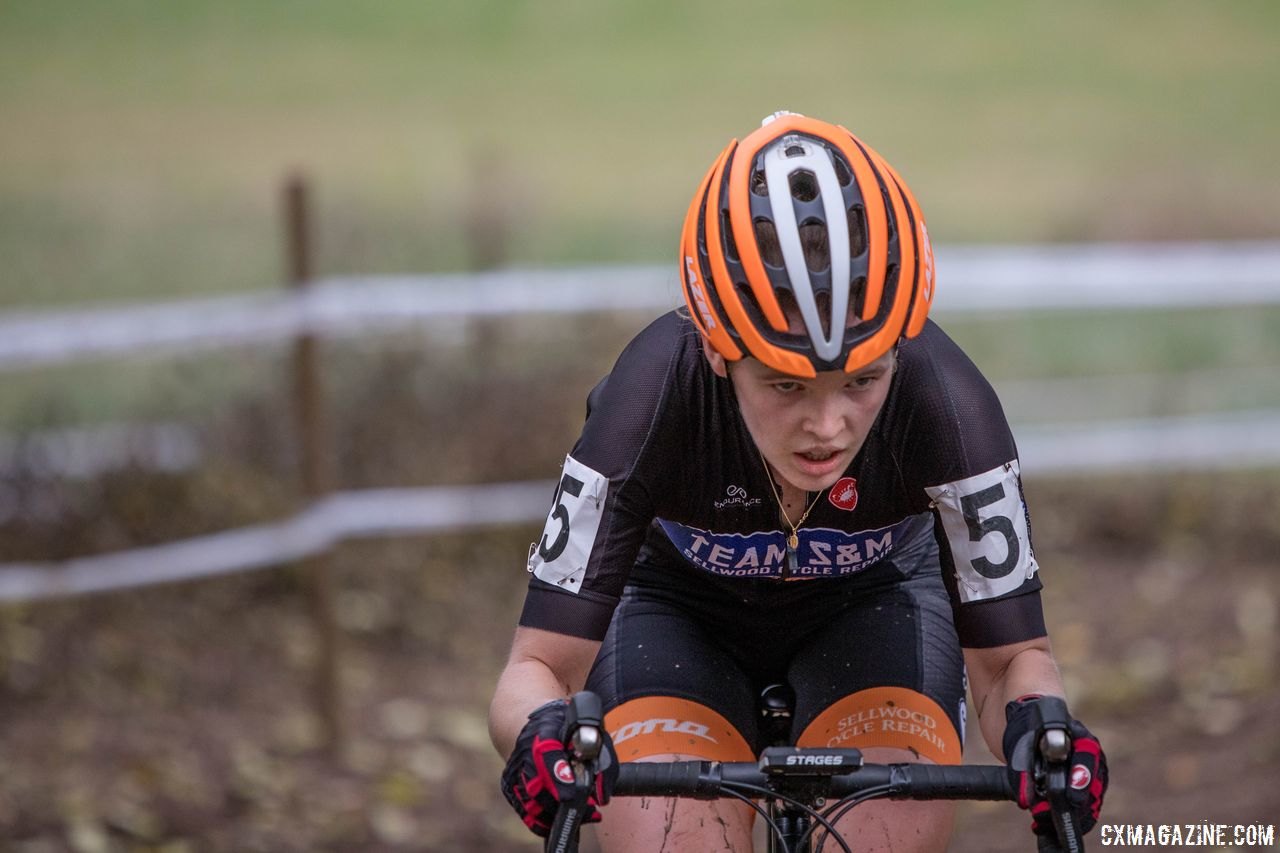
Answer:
[526, 455, 608, 593]
[924, 461, 1038, 603]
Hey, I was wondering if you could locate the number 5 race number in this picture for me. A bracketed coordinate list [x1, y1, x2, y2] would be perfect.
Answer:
[527, 455, 609, 593]
[924, 461, 1039, 603]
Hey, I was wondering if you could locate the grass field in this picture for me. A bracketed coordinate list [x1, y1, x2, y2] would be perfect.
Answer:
[2, 1, 1278, 308]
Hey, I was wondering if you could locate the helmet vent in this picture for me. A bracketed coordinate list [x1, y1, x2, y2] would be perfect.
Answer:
[848, 206, 867, 257]
[851, 276, 867, 317]
[722, 210, 741, 262]
[885, 263, 900, 292]
[735, 281, 772, 328]
[789, 170, 819, 202]
[750, 170, 769, 196]
[753, 218, 784, 267]
[833, 157, 853, 187]
[784, 144, 806, 158]
[798, 221, 829, 273]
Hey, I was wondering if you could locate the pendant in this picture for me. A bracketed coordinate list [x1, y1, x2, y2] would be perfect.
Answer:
[787, 532, 799, 550]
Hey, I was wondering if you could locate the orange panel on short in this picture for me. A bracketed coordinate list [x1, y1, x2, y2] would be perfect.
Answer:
[795, 686, 962, 766]
[605, 696, 754, 763]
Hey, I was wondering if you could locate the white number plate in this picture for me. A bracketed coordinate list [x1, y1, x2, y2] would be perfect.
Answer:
[527, 455, 609, 594]
[925, 461, 1039, 603]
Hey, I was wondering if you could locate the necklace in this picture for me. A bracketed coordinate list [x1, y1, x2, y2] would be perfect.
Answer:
[757, 448, 823, 553]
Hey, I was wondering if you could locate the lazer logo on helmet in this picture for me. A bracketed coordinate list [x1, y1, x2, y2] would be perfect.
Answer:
[684, 256, 717, 331]
[657, 518, 914, 579]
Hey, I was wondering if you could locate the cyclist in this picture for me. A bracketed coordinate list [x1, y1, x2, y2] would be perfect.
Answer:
[490, 111, 1107, 852]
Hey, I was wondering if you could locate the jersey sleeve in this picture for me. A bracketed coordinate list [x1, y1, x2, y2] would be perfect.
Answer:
[517, 312, 694, 641]
[891, 322, 1047, 648]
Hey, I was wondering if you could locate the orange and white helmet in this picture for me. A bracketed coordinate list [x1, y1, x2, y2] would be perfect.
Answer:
[679, 111, 936, 377]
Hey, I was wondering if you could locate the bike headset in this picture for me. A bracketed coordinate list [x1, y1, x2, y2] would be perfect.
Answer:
[679, 111, 936, 378]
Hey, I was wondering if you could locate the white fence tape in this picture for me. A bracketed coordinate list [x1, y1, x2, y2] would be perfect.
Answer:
[5, 409, 1280, 601]
[1015, 408, 1280, 473]
[0, 482, 556, 601]
[4, 242, 1280, 601]
[3, 241, 1280, 371]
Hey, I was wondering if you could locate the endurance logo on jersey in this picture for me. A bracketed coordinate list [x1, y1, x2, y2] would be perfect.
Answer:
[657, 517, 916, 580]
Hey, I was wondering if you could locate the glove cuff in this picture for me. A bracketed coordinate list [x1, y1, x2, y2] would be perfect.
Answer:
[528, 697, 568, 717]
[1002, 694, 1051, 765]
[1004, 693, 1045, 722]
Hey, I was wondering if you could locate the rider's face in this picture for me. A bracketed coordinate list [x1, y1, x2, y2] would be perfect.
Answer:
[712, 349, 897, 494]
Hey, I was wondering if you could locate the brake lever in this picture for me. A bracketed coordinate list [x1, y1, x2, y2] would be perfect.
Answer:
[1031, 697, 1084, 853]
[569, 692, 604, 767]
[545, 692, 605, 853]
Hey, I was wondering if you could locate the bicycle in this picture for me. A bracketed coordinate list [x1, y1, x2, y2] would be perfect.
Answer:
[545, 691, 1087, 853]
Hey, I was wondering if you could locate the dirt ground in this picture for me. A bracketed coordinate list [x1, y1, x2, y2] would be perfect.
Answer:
[1, 476, 1279, 852]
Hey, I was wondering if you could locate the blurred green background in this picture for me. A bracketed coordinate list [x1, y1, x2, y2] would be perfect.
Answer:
[3, 0, 1278, 308]
[2, 2, 1279, 850]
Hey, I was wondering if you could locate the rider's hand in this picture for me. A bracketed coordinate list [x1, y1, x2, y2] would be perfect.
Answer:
[500, 698, 619, 837]
[1003, 695, 1108, 837]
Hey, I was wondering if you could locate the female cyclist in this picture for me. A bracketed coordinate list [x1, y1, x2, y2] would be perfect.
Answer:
[490, 111, 1107, 852]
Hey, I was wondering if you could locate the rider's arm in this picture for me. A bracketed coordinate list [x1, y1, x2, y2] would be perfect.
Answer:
[488, 625, 602, 759]
[963, 636, 1065, 762]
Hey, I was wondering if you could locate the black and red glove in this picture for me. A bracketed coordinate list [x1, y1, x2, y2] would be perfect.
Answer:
[1003, 695, 1108, 837]
[500, 699, 619, 838]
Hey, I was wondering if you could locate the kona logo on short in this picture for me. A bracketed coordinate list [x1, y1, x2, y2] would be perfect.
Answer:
[613, 718, 718, 746]
[684, 256, 718, 330]
[714, 484, 762, 510]
[785, 754, 844, 766]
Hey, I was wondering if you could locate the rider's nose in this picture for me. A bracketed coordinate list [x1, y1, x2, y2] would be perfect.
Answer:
[801, 394, 846, 441]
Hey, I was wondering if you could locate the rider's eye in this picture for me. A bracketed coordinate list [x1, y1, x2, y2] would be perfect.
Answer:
[848, 371, 883, 390]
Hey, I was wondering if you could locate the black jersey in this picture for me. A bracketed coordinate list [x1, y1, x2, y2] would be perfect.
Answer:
[519, 311, 1045, 649]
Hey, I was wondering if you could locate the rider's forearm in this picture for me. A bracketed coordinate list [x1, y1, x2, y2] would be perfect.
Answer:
[488, 658, 575, 759]
[488, 628, 602, 759]
[964, 639, 1065, 762]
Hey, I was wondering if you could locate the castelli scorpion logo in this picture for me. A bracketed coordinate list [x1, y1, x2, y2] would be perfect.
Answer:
[1070, 765, 1092, 790]
[829, 477, 858, 511]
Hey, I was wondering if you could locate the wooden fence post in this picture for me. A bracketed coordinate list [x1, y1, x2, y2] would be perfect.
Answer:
[284, 174, 346, 757]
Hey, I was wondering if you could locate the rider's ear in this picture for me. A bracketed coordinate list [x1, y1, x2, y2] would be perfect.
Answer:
[701, 335, 728, 378]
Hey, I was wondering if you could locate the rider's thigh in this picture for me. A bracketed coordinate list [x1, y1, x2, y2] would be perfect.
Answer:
[787, 556, 968, 767]
[828, 746, 955, 853]
[591, 753, 754, 853]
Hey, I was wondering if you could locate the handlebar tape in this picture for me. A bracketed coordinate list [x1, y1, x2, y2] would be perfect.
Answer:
[614, 761, 721, 798]
[892, 764, 1014, 801]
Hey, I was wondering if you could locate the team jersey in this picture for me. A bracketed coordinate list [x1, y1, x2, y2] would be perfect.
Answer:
[519, 311, 1046, 649]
